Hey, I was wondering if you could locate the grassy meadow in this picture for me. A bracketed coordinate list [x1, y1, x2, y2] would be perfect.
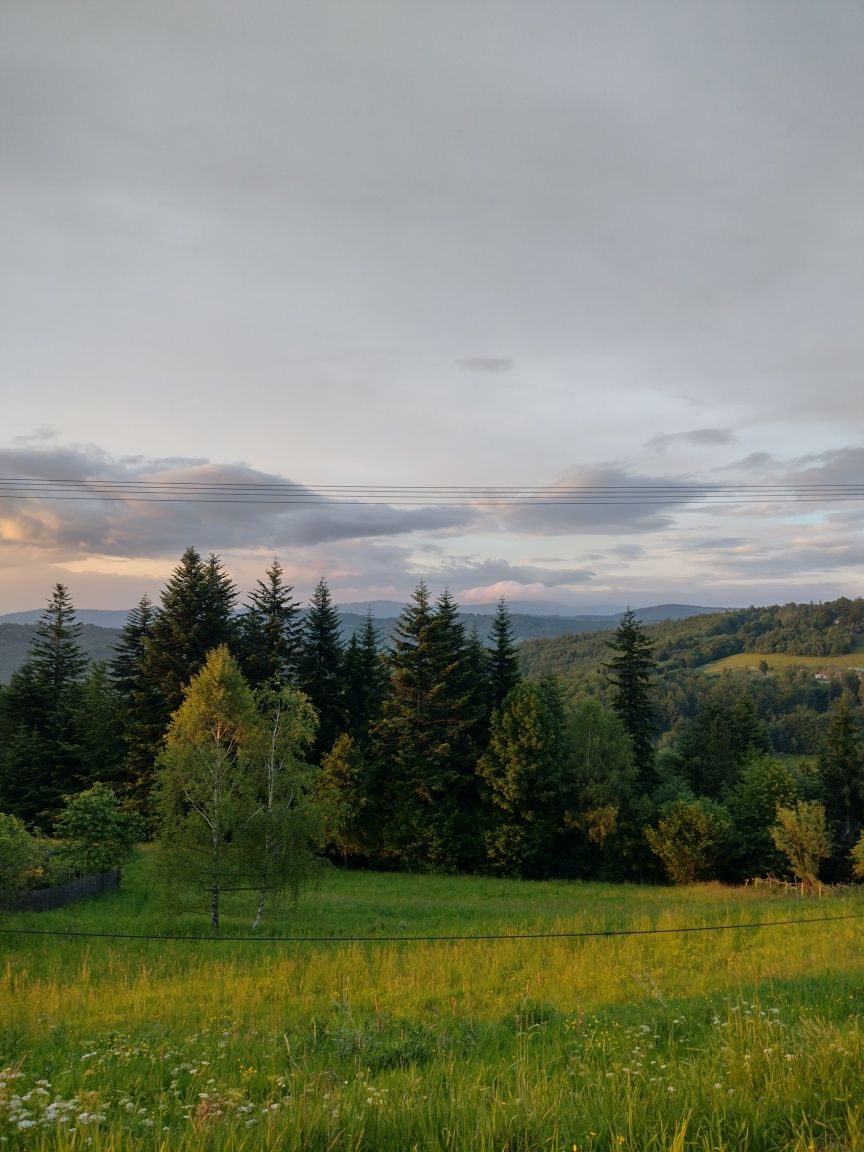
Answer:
[703, 649, 864, 675]
[2, 853, 864, 1150]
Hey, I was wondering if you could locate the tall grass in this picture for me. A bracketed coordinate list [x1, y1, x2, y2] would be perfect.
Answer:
[2, 852, 863, 1149]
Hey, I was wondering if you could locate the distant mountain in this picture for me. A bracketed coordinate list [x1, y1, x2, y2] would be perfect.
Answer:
[0, 622, 122, 683]
[0, 602, 727, 684]
[0, 608, 132, 628]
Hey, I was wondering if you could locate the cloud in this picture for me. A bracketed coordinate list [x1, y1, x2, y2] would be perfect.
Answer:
[498, 465, 700, 535]
[429, 557, 595, 590]
[0, 445, 473, 557]
[646, 428, 737, 451]
[456, 357, 514, 374]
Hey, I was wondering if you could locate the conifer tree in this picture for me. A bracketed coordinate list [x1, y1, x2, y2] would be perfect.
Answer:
[343, 610, 387, 750]
[296, 578, 345, 762]
[487, 596, 520, 711]
[145, 547, 238, 721]
[29, 583, 88, 703]
[0, 585, 88, 820]
[110, 596, 163, 807]
[238, 558, 300, 687]
[604, 608, 657, 788]
[372, 581, 437, 863]
[818, 693, 864, 860]
[477, 678, 568, 877]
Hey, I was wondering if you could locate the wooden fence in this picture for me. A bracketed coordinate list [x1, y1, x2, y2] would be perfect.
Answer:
[0, 869, 120, 913]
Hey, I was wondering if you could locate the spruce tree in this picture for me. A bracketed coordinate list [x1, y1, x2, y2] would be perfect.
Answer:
[818, 693, 864, 861]
[145, 547, 239, 721]
[110, 596, 163, 809]
[372, 581, 437, 863]
[486, 596, 520, 711]
[477, 678, 568, 877]
[296, 578, 345, 762]
[0, 584, 88, 821]
[373, 585, 485, 868]
[238, 558, 300, 687]
[29, 583, 88, 703]
[604, 608, 657, 788]
[343, 610, 388, 750]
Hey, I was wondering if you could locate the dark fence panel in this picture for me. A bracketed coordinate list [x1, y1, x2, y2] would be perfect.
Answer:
[0, 870, 120, 912]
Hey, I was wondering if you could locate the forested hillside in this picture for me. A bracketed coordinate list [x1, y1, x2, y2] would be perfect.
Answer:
[1, 552, 862, 892]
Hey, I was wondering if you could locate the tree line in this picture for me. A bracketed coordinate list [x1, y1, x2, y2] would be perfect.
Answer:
[1, 546, 863, 912]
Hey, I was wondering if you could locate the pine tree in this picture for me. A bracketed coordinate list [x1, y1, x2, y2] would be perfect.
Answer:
[0, 585, 88, 820]
[238, 558, 301, 687]
[343, 610, 387, 750]
[110, 597, 163, 807]
[145, 547, 239, 722]
[296, 578, 345, 762]
[818, 693, 864, 858]
[486, 596, 520, 711]
[29, 584, 88, 703]
[477, 679, 568, 877]
[372, 581, 437, 863]
[373, 585, 487, 868]
[604, 608, 657, 788]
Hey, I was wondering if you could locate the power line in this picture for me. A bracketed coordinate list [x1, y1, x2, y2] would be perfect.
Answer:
[0, 478, 862, 506]
[1, 912, 861, 945]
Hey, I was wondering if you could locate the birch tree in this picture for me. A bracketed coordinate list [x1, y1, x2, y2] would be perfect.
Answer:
[155, 646, 257, 932]
[245, 685, 321, 930]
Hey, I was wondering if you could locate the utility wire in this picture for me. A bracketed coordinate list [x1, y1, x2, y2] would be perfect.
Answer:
[1, 912, 862, 945]
[0, 478, 863, 506]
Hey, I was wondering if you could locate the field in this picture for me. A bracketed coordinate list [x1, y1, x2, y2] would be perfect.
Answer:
[2, 856, 864, 1151]
[703, 649, 864, 675]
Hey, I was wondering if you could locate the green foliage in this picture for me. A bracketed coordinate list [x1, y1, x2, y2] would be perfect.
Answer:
[317, 732, 369, 862]
[563, 697, 638, 872]
[817, 692, 864, 857]
[477, 679, 567, 877]
[675, 677, 771, 798]
[487, 596, 521, 710]
[238, 557, 301, 688]
[296, 577, 345, 763]
[373, 583, 487, 870]
[342, 610, 387, 751]
[155, 646, 259, 931]
[0, 811, 42, 889]
[0, 586, 88, 821]
[771, 801, 832, 889]
[727, 755, 799, 879]
[53, 784, 143, 875]
[243, 684, 323, 928]
[145, 548, 239, 722]
[645, 798, 732, 884]
[604, 608, 657, 786]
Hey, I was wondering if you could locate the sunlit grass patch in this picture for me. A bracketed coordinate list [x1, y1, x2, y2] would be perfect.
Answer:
[2, 856, 864, 1149]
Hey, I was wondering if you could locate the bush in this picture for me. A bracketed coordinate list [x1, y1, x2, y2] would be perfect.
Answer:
[645, 797, 732, 884]
[53, 784, 144, 875]
[0, 812, 43, 890]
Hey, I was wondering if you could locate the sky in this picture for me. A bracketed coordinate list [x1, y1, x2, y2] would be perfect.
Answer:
[1, 0, 863, 615]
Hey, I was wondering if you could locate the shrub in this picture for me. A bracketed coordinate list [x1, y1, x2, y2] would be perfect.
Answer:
[0, 812, 43, 890]
[53, 784, 144, 875]
[645, 797, 732, 884]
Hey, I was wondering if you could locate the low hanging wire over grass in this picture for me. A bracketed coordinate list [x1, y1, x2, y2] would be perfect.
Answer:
[2, 854, 864, 1150]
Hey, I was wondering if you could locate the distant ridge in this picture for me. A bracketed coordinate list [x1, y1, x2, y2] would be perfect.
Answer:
[0, 608, 132, 629]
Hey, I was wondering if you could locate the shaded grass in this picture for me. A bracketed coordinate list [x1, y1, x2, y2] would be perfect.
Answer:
[2, 853, 864, 1149]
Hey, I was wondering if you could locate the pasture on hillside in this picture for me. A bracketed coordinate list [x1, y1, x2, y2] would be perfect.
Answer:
[2, 855, 864, 1151]
[703, 649, 864, 675]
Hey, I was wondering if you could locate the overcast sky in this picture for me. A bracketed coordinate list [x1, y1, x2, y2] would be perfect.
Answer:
[1, 1, 862, 614]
